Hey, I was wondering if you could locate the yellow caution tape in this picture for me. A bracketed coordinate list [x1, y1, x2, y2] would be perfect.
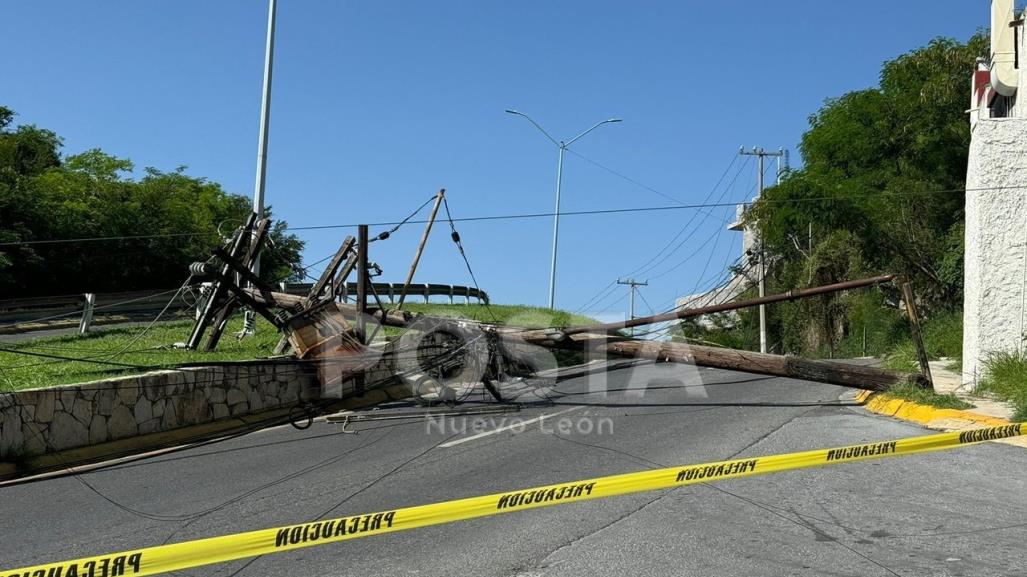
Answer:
[4, 422, 1023, 577]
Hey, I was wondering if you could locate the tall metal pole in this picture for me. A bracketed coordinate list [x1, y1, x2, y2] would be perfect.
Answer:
[242, 0, 277, 336]
[253, 0, 277, 225]
[548, 146, 565, 309]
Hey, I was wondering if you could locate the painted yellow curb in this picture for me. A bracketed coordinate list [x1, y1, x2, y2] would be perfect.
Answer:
[856, 390, 1026, 448]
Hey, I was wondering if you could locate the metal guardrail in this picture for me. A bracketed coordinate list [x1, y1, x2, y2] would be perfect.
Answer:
[0, 282, 489, 329]
[0, 290, 193, 326]
[280, 282, 489, 305]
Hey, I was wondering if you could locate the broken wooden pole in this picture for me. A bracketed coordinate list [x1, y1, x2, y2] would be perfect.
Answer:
[899, 278, 934, 390]
[355, 224, 369, 395]
[205, 218, 271, 351]
[309, 235, 355, 302]
[240, 288, 924, 392]
[397, 189, 445, 310]
[186, 213, 257, 349]
[594, 337, 926, 392]
[525, 332, 928, 390]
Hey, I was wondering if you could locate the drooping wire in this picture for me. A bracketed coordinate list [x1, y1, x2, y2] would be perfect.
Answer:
[572, 153, 747, 314]
[442, 198, 497, 322]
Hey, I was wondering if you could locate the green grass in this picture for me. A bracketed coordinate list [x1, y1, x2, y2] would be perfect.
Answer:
[0, 317, 283, 392]
[881, 341, 920, 372]
[399, 303, 596, 328]
[880, 310, 964, 372]
[977, 350, 1027, 422]
[884, 382, 973, 410]
[0, 304, 597, 392]
[921, 311, 964, 359]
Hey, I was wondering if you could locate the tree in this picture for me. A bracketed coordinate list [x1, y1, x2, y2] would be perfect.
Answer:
[0, 107, 305, 297]
[743, 33, 987, 355]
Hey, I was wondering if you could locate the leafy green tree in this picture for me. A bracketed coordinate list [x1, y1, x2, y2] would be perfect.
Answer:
[743, 33, 987, 355]
[0, 108, 304, 297]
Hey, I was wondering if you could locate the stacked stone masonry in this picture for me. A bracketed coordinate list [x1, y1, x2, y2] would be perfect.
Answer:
[0, 362, 317, 458]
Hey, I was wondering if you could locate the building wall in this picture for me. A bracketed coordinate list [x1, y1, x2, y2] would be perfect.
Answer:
[963, 2, 1027, 385]
[963, 118, 1027, 385]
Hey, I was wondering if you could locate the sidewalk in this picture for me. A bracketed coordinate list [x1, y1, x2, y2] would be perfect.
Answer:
[857, 359, 1025, 448]
[927, 359, 1015, 420]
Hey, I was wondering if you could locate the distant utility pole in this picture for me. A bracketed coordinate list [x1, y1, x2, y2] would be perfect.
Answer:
[617, 278, 648, 337]
[739, 146, 787, 354]
[243, 0, 278, 336]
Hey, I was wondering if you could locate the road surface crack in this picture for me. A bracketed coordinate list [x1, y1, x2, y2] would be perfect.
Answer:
[534, 490, 673, 571]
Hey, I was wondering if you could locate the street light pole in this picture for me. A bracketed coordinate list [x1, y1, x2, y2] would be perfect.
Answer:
[242, 0, 277, 336]
[253, 0, 276, 239]
[550, 144, 565, 311]
[506, 110, 622, 309]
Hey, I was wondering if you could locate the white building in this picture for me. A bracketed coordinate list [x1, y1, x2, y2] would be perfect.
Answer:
[963, 0, 1027, 385]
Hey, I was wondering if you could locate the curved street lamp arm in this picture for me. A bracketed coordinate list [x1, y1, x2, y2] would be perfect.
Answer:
[505, 109, 561, 147]
[564, 118, 622, 148]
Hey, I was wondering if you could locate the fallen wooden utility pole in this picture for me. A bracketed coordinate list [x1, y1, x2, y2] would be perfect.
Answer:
[558, 274, 897, 337]
[581, 335, 926, 392]
[240, 280, 926, 392]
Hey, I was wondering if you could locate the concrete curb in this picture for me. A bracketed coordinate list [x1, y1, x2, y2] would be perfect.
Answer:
[855, 390, 1027, 448]
[0, 383, 413, 483]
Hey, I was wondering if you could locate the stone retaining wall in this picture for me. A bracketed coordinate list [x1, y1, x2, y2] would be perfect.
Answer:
[0, 361, 317, 458]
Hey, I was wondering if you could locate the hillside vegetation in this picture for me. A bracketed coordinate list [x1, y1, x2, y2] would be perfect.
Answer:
[0, 106, 303, 298]
[684, 33, 987, 363]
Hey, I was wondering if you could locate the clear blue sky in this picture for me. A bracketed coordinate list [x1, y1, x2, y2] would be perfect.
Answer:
[3, 1, 984, 318]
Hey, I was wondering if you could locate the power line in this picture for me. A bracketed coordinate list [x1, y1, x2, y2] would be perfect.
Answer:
[639, 158, 775, 285]
[566, 148, 733, 210]
[628, 160, 753, 280]
[0, 230, 219, 247]
[0, 183, 1012, 248]
[572, 152, 746, 313]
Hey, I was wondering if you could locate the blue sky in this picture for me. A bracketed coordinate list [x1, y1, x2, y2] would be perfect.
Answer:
[3, 1, 984, 318]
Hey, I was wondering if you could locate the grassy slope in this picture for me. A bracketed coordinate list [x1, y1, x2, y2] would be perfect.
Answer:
[0, 304, 596, 392]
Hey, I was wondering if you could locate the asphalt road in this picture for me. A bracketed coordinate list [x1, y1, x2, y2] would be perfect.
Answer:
[2, 361, 1026, 577]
